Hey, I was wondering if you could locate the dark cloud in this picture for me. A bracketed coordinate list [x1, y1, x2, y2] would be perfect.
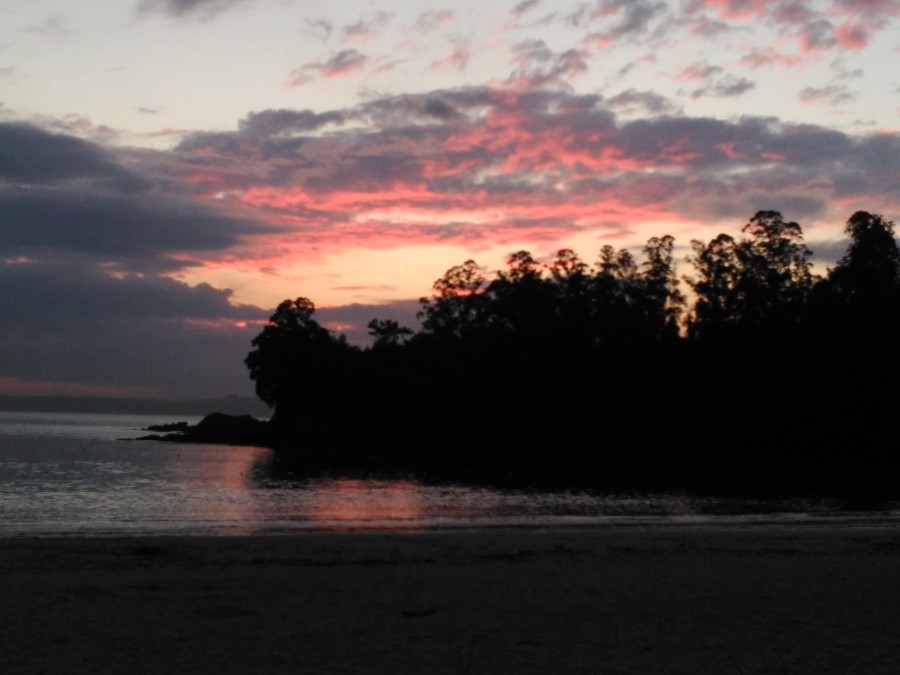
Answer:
[0, 123, 277, 274]
[316, 300, 422, 346]
[0, 261, 264, 397]
[238, 109, 346, 136]
[0, 187, 273, 272]
[136, 0, 246, 19]
[0, 262, 259, 324]
[0, 124, 278, 396]
[805, 238, 853, 267]
[0, 123, 142, 188]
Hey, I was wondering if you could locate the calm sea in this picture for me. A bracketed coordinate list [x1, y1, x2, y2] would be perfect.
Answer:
[0, 411, 897, 537]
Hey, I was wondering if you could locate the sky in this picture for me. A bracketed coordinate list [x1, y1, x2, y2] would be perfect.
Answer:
[0, 0, 898, 400]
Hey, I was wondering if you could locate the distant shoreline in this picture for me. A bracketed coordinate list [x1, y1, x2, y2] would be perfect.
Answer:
[0, 393, 269, 417]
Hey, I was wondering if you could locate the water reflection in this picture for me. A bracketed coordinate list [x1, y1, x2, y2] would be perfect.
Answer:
[301, 479, 426, 531]
[3, 411, 900, 536]
[159, 444, 275, 536]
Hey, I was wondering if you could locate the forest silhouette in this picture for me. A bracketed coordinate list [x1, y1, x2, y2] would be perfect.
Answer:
[244, 211, 900, 495]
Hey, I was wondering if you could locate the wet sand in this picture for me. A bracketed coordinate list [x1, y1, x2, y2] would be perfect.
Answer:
[2, 526, 899, 674]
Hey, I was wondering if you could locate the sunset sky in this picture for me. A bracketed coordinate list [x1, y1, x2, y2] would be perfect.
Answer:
[1, 0, 898, 399]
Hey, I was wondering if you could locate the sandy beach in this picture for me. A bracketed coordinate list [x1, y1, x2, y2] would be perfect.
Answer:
[1, 526, 899, 674]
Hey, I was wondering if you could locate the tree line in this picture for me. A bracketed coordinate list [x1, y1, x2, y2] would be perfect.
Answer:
[245, 211, 900, 493]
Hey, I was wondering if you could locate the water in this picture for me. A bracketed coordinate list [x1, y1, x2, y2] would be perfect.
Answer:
[1, 411, 898, 537]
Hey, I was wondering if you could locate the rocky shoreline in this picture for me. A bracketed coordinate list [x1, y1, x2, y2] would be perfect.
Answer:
[136, 412, 270, 446]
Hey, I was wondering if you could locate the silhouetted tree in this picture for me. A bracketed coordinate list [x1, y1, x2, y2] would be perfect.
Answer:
[640, 234, 684, 341]
[736, 210, 814, 331]
[417, 259, 487, 341]
[829, 211, 900, 302]
[245, 297, 355, 416]
[484, 251, 557, 344]
[243, 209, 900, 493]
[686, 211, 814, 341]
[809, 211, 900, 362]
[589, 245, 646, 349]
[549, 248, 592, 348]
[367, 318, 414, 348]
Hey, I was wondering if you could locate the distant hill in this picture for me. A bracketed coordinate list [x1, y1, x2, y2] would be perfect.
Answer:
[0, 394, 270, 418]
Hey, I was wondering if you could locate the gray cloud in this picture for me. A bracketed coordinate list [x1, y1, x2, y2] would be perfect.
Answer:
[692, 75, 756, 98]
[317, 300, 422, 346]
[172, 88, 900, 227]
[585, 0, 668, 44]
[303, 19, 334, 43]
[0, 261, 265, 397]
[414, 10, 454, 33]
[607, 89, 678, 114]
[341, 12, 391, 43]
[0, 123, 277, 274]
[512, 0, 542, 17]
[4, 89, 898, 398]
[797, 19, 837, 50]
[680, 62, 755, 99]
[0, 122, 143, 189]
[286, 49, 368, 87]
[238, 109, 346, 137]
[0, 187, 273, 272]
[0, 122, 286, 397]
[510, 40, 588, 86]
[136, 0, 246, 19]
[799, 84, 856, 105]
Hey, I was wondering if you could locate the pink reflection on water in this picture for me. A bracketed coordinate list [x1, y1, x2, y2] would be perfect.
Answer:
[162, 444, 276, 535]
[302, 478, 426, 531]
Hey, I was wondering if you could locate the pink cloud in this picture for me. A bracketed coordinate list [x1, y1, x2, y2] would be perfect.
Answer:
[330, 285, 398, 292]
[415, 10, 453, 33]
[679, 63, 723, 82]
[430, 41, 471, 71]
[740, 45, 807, 68]
[835, 21, 871, 49]
[286, 49, 368, 87]
[695, 0, 769, 20]
[165, 87, 900, 266]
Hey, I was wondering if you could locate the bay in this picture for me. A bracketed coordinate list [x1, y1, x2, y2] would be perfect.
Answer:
[0, 411, 897, 537]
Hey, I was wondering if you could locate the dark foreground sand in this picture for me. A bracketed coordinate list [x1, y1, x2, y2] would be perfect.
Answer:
[2, 526, 899, 674]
